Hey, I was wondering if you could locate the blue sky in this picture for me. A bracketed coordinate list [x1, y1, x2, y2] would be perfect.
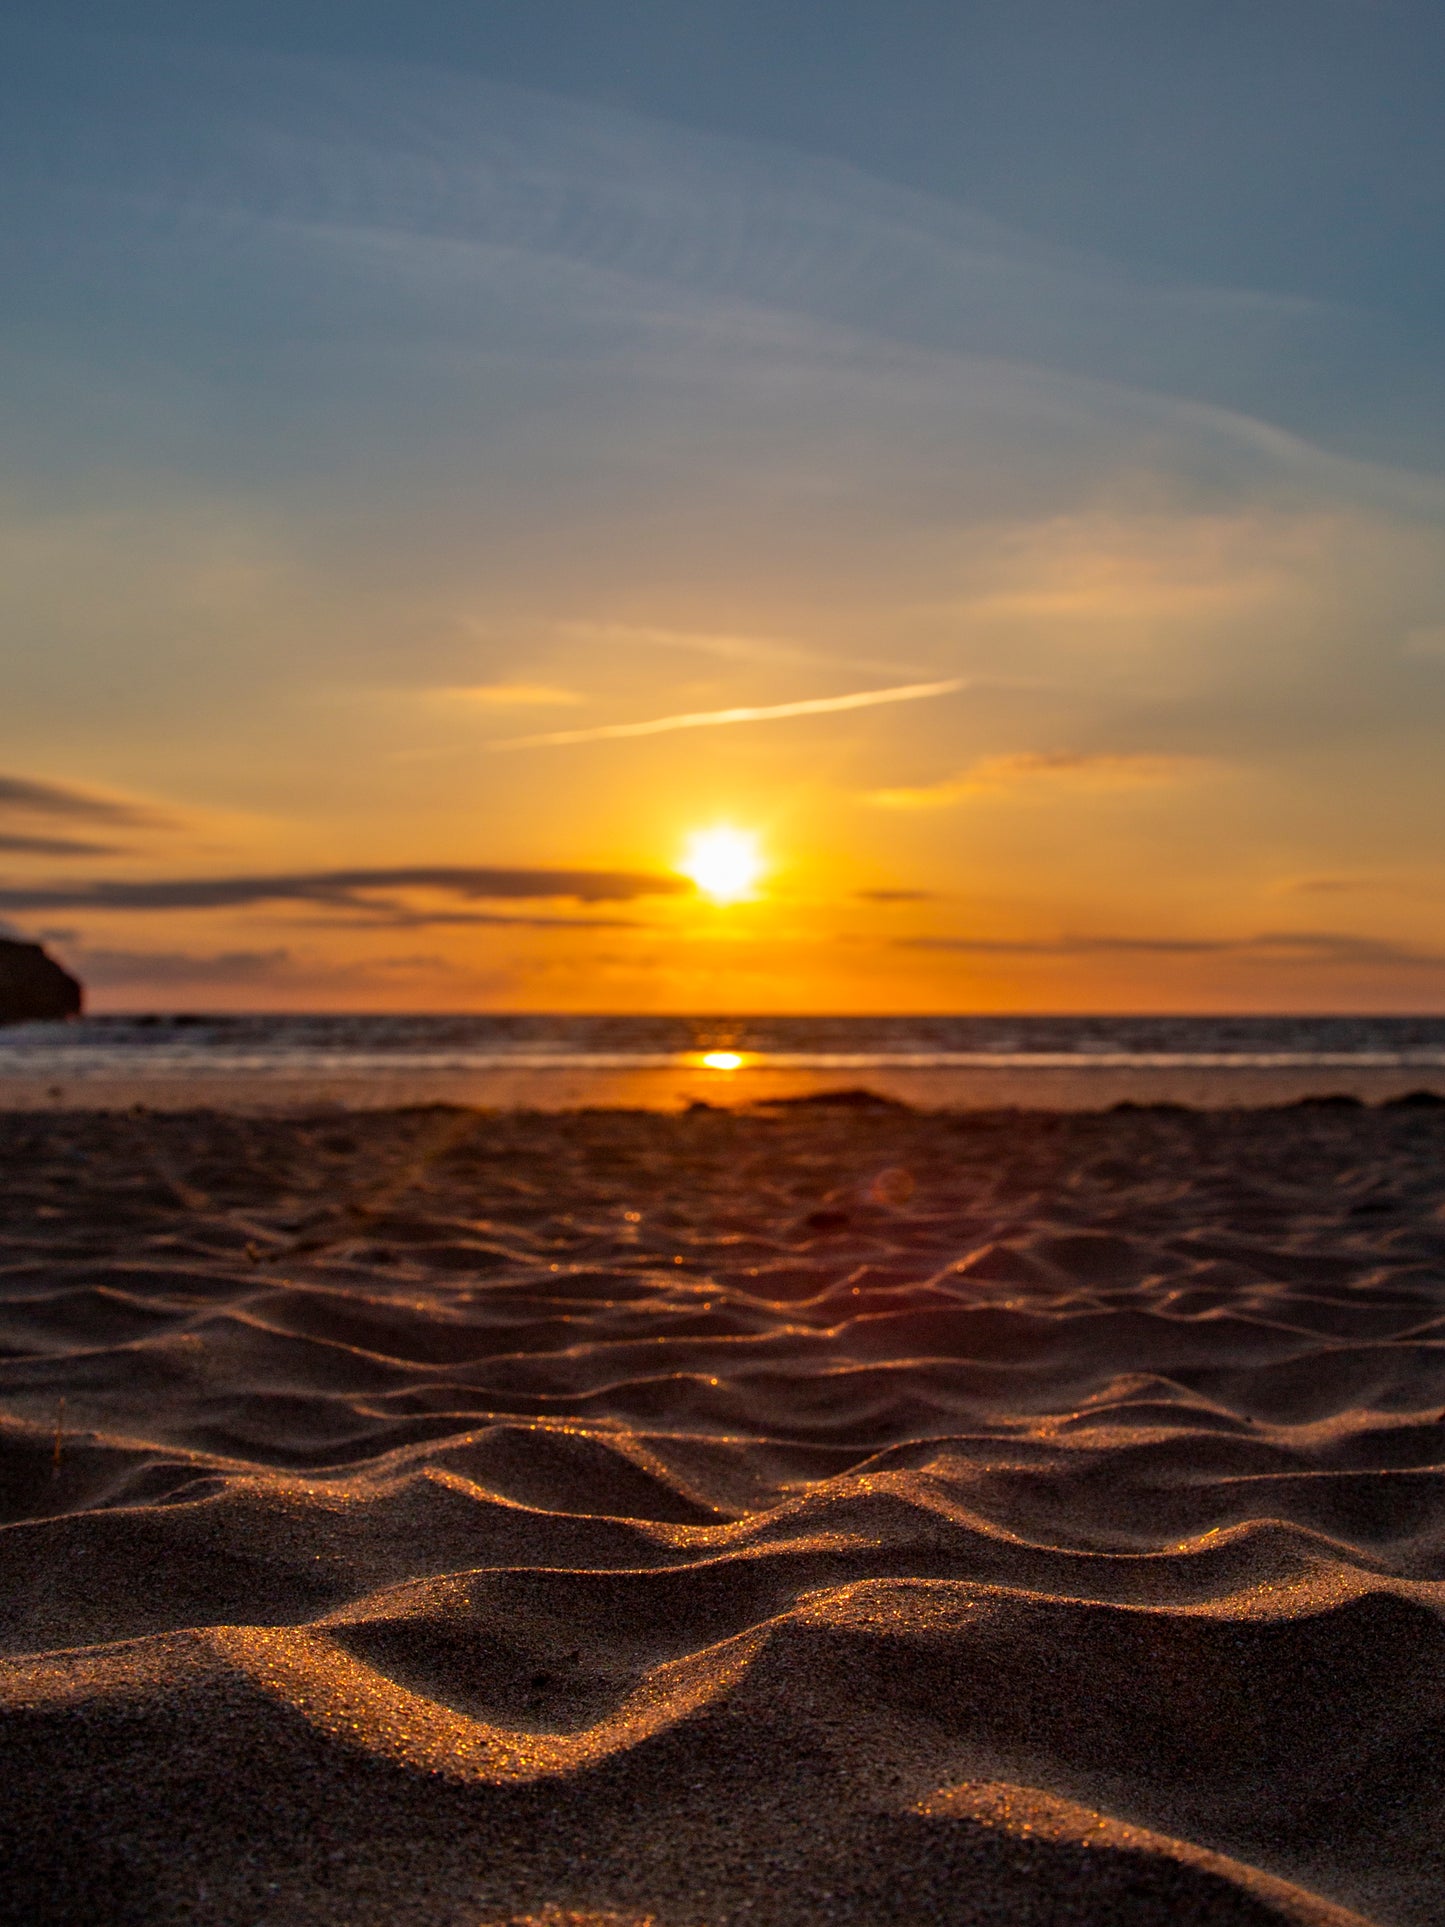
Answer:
[3, 3, 1445, 1010]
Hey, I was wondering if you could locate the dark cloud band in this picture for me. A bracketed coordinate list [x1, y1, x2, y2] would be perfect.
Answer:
[0, 775, 159, 825]
[0, 833, 122, 857]
[0, 865, 688, 913]
[900, 932, 1445, 967]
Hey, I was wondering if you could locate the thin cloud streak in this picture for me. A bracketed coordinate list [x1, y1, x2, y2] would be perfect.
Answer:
[558, 622, 918, 678]
[292, 909, 646, 930]
[869, 751, 1201, 810]
[490, 679, 967, 749]
[0, 866, 687, 913]
[900, 931, 1445, 967]
[0, 774, 164, 826]
[430, 684, 584, 707]
[0, 833, 122, 857]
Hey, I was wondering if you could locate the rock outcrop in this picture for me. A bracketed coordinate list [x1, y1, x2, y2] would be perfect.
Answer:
[0, 939, 83, 1023]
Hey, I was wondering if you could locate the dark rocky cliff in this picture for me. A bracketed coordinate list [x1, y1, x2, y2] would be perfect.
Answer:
[0, 939, 83, 1023]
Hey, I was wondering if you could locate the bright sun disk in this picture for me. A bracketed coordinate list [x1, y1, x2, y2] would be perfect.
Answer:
[679, 827, 765, 904]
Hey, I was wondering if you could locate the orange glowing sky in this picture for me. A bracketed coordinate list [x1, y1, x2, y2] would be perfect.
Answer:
[4, 12, 1445, 1013]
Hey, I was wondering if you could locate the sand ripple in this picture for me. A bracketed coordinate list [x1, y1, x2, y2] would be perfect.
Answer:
[2, 1099, 1444, 1924]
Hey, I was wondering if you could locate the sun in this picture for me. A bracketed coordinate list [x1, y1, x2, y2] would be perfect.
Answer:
[678, 826, 765, 904]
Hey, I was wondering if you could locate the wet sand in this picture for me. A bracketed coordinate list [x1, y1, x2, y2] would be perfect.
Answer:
[3, 1095, 1445, 1924]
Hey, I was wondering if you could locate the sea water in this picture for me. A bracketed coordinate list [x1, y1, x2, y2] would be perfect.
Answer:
[2, 1013, 1444, 1109]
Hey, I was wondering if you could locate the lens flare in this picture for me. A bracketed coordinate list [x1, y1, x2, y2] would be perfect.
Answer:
[679, 827, 765, 904]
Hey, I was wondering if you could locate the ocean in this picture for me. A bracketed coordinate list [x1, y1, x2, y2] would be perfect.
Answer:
[3, 1012, 1445, 1109]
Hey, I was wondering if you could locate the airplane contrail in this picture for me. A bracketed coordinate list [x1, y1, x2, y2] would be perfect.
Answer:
[489, 678, 966, 749]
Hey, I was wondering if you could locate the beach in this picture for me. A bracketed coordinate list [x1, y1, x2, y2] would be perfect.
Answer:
[3, 1094, 1444, 1925]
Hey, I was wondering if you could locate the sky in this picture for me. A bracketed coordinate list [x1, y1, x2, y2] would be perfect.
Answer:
[3, 0, 1445, 1013]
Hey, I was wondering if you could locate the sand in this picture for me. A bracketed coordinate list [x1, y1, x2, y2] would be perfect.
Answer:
[2, 1094, 1444, 1925]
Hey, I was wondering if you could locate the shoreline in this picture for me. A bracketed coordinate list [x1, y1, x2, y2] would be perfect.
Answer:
[3, 1063, 1445, 1113]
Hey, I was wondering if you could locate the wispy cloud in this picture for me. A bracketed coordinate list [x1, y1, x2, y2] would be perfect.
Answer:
[0, 832, 122, 857]
[76, 946, 294, 986]
[558, 621, 916, 677]
[491, 679, 966, 749]
[292, 908, 646, 931]
[0, 773, 166, 826]
[900, 930, 1445, 967]
[427, 684, 584, 707]
[69, 946, 465, 993]
[0, 865, 687, 914]
[17, 35, 1362, 438]
[869, 751, 1201, 810]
